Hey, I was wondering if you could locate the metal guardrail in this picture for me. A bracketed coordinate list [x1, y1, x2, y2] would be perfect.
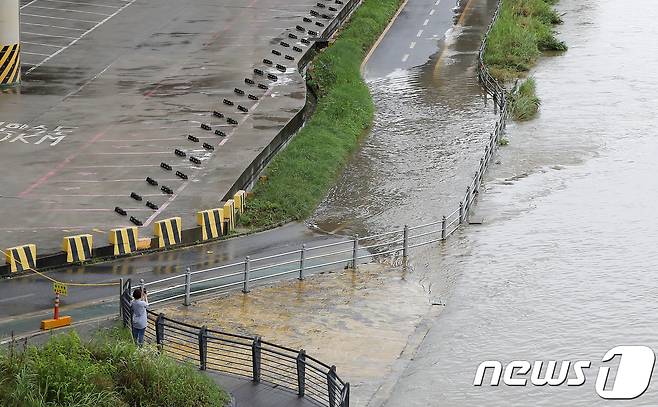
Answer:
[116, 3, 507, 406]
[121, 284, 349, 407]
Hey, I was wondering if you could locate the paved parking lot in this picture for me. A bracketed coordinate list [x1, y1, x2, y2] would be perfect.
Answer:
[19, 0, 136, 74]
[1, 0, 347, 254]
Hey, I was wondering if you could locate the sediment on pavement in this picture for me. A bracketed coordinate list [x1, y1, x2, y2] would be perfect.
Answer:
[484, 0, 566, 120]
[239, 0, 405, 228]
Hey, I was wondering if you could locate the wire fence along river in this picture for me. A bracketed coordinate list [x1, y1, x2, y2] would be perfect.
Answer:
[117, 2, 508, 406]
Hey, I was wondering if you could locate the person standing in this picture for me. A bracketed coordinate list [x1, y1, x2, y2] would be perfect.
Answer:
[130, 288, 148, 346]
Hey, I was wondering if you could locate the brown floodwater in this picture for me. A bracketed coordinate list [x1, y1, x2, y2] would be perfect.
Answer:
[382, 0, 658, 405]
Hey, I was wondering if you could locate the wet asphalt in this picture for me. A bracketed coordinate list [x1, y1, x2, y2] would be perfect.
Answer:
[1, 0, 344, 253]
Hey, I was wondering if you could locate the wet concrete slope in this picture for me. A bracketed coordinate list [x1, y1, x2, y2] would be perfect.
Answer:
[0, 0, 349, 253]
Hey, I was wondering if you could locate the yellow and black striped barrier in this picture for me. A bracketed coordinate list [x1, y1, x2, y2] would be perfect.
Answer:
[0, 44, 20, 86]
[109, 227, 139, 255]
[154, 217, 182, 248]
[5, 243, 36, 273]
[223, 200, 236, 233]
[62, 234, 93, 263]
[234, 190, 247, 214]
[197, 208, 224, 241]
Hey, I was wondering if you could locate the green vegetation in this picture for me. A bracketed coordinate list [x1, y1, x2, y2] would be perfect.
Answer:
[0, 330, 229, 407]
[509, 77, 540, 120]
[238, 0, 403, 228]
[484, 0, 566, 120]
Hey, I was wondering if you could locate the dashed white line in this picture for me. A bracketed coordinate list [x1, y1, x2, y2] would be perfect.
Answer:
[26, 5, 112, 16]
[22, 13, 99, 24]
[423, 19, 429, 26]
[429, 9, 435, 15]
[26, 0, 138, 75]
[435, 0, 441, 5]
[22, 31, 78, 40]
[402, 54, 409, 62]
[416, 29, 423, 37]
[409, 41, 416, 49]
[22, 22, 86, 31]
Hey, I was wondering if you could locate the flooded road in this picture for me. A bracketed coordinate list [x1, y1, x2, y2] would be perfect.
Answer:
[311, 0, 499, 237]
[384, 0, 658, 405]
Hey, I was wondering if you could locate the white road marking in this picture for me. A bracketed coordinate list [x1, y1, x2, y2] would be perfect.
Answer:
[25, 0, 138, 75]
[417, 29, 423, 37]
[401, 54, 409, 62]
[22, 41, 64, 48]
[98, 138, 187, 142]
[423, 19, 429, 26]
[21, 13, 99, 24]
[23, 51, 51, 56]
[22, 22, 86, 31]
[435, 0, 441, 4]
[65, 62, 113, 98]
[51, 208, 154, 211]
[0, 293, 35, 303]
[22, 31, 78, 40]
[39, 0, 121, 9]
[89, 151, 173, 155]
[48, 193, 162, 196]
[20, 0, 40, 9]
[409, 41, 416, 49]
[26, 5, 111, 16]
[54, 178, 179, 182]
[429, 9, 435, 15]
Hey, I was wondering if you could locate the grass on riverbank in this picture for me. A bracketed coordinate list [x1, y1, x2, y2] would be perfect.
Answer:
[238, 0, 403, 228]
[485, 0, 566, 120]
[0, 330, 229, 407]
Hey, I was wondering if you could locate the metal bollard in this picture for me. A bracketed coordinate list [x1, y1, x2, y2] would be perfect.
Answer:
[299, 244, 306, 280]
[184, 267, 191, 306]
[243, 256, 251, 293]
[402, 225, 409, 260]
[441, 216, 447, 240]
[352, 234, 359, 270]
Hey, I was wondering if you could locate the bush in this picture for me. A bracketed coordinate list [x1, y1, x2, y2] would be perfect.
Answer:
[0, 330, 229, 407]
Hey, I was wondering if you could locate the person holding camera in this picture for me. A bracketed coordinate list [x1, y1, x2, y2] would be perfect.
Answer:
[130, 288, 148, 346]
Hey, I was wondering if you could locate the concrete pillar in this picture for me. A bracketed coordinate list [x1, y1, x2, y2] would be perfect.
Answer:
[0, 0, 20, 86]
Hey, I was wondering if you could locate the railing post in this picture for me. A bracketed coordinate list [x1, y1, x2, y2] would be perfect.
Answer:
[299, 244, 306, 281]
[402, 225, 409, 260]
[459, 202, 464, 224]
[351, 234, 359, 270]
[198, 326, 207, 371]
[119, 277, 124, 318]
[441, 216, 447, 240]
[252, 336, 261, 382]
[184, 267, 191, 306]
[296, 349, 306, 397]
[342, 382, 350, 407]
[155, 313, 165, 350]
[327, 365, 338, 407]
[243, 256, 251, 293]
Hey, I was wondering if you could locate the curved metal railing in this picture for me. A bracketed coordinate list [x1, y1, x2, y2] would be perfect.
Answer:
[121, 286, 349, 407]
